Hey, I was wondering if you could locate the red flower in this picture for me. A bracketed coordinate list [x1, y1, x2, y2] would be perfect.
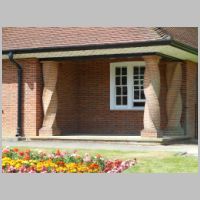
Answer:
[89, 163, 99, 169]
[57, 161, 65, 166]
[19, 151, 24, 157]
[2, 148, 9, 154]
[56, 149, 61, 156]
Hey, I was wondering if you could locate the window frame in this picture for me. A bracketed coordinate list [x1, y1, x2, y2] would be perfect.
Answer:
[110, 61, 146, 111]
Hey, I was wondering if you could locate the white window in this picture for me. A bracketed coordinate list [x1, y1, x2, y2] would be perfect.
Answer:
[110, 61, 146, 110]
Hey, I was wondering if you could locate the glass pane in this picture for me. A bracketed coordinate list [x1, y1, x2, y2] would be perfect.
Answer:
[123, 87, 127, 95]
[134, 90, 139, 99]
[140, 80, 144, 85]
[122, 76, 127, 85]
[134, 86, 139, 90]
[141, 90, 145, 99]
[115, 77, 120, 85]
[140, 67, 145, 75]
[134, 80, 139, 85]
[122, 67, 127, 75]
[116, 87, 121, 95]
[133, 102, 145, 107]
[116, 97, 121, 105]
[134, 67, 139, 75]
[134, 75, 139, 79]
[140, 75, 144, 79]
[116, 68, 121, 75]
[122, 96, 127, 105]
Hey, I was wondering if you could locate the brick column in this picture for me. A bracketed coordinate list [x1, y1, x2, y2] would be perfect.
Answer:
[141, 55, 161, 137]
[165, 62, 184, 135]
[39, 61, 61, 136]
[185, 61, 197, 138]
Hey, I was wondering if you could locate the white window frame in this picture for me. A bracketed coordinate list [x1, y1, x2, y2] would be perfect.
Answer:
[110, 61, 146, 110]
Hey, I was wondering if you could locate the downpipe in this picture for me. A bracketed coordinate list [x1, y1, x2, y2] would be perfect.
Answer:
[8, 52, 22, 137]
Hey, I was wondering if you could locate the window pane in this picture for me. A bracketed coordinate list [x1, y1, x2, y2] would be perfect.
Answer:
[116, 87, 121, 95]
[140, 67, 145, 75]
[133, 102, 145, 107]
[122, 67, 127, 75]
[134, 86, 139, 90]
[140, 75, 144, 79]
[134, 67, 139, 75]
[116, 68, 121, 75]
[116, 97, 121, 105]
[140, 80, 144, 85]
[122, 76, 127, 85]
[134, 75, 139, 79]
[141, 90, 145, 99]
[134, 80, 139, 85]
[115, 77, 120, 85]
[123, 87, 127, 95]
[122, 96, 127, 105]
[134, 90, 139, 99]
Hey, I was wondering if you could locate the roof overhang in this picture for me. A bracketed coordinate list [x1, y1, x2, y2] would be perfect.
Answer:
[2, 44, 198, 63]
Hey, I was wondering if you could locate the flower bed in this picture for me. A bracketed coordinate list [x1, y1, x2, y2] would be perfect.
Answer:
[2, 147, 136, 173]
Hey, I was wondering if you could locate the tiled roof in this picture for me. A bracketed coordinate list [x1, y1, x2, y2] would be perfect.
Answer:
[159, 27, 198, 49]
[2, 27, 198, 51]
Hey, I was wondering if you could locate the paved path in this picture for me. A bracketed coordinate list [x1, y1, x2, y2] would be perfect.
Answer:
[2, 140, 198, 156]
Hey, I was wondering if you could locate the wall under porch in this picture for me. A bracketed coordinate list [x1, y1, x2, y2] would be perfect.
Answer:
[56, 57, 179, 136]
[57, 58, 144, 135]
[2, 57, 197, 138]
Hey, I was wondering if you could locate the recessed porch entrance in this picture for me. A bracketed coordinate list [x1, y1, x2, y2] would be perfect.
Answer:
[38, 55, 197, 138]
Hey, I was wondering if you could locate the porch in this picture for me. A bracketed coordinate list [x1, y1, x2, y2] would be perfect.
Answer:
[38, 55, 197, 138]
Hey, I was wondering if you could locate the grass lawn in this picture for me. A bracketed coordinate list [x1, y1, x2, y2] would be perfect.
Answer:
[4, 146, 198, 173]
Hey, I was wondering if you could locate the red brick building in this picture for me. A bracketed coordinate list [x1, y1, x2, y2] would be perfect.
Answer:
[2, 27, 198, 140]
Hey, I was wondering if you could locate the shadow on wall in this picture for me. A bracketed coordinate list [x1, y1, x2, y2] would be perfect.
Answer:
[2, 59, 43, 137]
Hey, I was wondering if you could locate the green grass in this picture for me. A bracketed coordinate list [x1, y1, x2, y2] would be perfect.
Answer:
[4, 146, 198, 173]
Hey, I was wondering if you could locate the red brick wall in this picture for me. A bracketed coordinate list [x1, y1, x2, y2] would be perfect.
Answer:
[2, 59, 43, 137]
[3, 57, 196, 137]
[57, 61, 79, 133]
[2, 60, 18, 136]
[57, 58, 145, 135]
[77, 58, 143, 135]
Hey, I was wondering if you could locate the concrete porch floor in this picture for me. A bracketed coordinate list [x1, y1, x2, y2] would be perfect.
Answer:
[3, 135, 193, 145]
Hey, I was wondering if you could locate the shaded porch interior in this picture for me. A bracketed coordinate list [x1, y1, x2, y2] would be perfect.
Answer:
[47, 56, 187, 136]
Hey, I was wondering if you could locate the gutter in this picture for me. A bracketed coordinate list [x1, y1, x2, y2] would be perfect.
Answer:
[8, 52, 22, 137]
[2, 37, 197, 55]
[2, 38, 172, 54]
[171, 40, 198, 55]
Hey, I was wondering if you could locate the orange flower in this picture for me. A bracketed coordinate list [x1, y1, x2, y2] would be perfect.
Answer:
[96, 154, 102, 158]
[25, 149, 30, 154]
[13, 148, 19, 152]
[24, 155, 30, 160]
[89, 163, 99, 169]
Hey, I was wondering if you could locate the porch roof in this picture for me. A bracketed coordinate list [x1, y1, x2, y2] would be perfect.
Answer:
[2, 27, 198, 63]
